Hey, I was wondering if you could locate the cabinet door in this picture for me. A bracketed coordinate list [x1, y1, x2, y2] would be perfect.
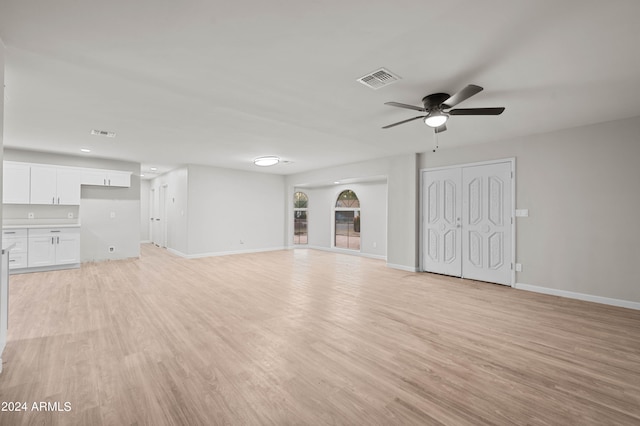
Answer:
[56, 169, 81, 205]
[3, 163, 31, 204]
[80, 169, 107, 186]
[28, 236, 56, 267]
[30, 166, 58, 205]
[55, 233, 80, 265]
[106, 171, 131, 187]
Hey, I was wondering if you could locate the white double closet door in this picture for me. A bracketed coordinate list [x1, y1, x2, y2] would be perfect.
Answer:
[422, 161, 513, 285]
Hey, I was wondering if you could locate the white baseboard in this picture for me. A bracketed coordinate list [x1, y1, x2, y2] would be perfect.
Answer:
[387, 263, 419, 272]
[140, 240, 152, 244]
[514, 282, 640, 311]
[307, 245, 387, 261]
[168, 246, 286, 260]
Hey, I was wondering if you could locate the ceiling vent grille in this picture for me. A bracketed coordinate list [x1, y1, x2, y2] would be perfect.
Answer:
[91, 129, 116, 138]
[357, 68, 401, 90]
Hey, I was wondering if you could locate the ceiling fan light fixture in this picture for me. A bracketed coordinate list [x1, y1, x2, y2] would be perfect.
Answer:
[424, 112, 448, 128]
[254, 156, 280, 167]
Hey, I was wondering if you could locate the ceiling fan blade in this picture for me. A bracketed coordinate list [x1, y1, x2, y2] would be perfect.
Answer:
[384, 102, 426, 112]
[448, 107, 505, 116]
[434, 124, 447, 133]
[442, 84, 483, 108]
[382, 115, 426, 129]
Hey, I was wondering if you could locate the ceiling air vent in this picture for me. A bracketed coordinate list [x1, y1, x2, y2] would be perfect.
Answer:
[357, 68, 401, 90]
[91, 129, 116, 138]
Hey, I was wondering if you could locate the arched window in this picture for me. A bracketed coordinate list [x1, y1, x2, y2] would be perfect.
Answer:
[334, 190, 360, 250]
[293, 191, 308, 244]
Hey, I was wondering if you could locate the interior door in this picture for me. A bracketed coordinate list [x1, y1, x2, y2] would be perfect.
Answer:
[422, 168, 462, 277]
[462, 162, 512, 285]
[159, 185, 168, 248]
[150, 187, 160, 246]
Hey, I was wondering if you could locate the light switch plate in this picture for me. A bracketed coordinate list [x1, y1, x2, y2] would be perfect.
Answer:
[515, 209, 529, 217]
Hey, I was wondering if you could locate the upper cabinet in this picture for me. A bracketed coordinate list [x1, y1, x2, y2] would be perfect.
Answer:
[80, 169, 131, 187]
[2, 162, 30, 204]
[3, 161, 132, 205]
[30, 165, 81, 205]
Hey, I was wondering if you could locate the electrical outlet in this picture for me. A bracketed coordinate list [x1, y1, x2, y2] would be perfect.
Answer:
[110, 211, 116, 219]
[28, 212, 35, 219]
[108, 246, 115, 253]
[515, 263, 523, 272]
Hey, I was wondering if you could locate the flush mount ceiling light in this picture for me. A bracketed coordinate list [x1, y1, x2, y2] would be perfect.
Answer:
[90, 129, 116, 138]
[254, 156, 280, 167]
[80, 148, 91, 153]
[424, 111, 449, 128]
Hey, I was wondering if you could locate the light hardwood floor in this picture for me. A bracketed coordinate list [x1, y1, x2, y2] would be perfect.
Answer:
[1, 244, 639, 425]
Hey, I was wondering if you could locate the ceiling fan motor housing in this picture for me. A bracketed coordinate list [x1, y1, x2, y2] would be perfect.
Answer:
[422, 93, 450, 111]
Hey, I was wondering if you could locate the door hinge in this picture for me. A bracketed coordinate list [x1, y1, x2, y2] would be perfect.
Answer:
[510, 263, 514, 270]
[511, 171, 514, 179]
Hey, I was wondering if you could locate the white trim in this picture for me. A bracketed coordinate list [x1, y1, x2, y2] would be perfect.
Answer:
[514, 282, 640, 311]
[140, 240, 152, 244]
[419, 157, 516, 173]
[307, 245, 386, 261]
[387, 263, 419, 272]
[167, 247, 188, 258]
[168, 246, 286, 260]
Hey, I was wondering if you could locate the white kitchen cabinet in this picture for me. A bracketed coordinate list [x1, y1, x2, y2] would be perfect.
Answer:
[30, 165, 81, 205]
[27, 235, 56, 267]
[80, 169, 131, 187]
[2, 229, 28, 270]
[2, 162, 31, 204]
[28, 228, 80, 267]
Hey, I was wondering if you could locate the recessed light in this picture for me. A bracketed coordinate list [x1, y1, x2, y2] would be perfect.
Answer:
[80, 148, 91, 153]
[150, 167, 157, 171]
[140, 174, 145, 177]
[254, 156, 280, 167]
[334, 181, 340, 184]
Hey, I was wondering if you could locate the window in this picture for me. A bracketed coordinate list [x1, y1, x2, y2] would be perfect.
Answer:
[293, 191, 308, 244]
[334, 190, 360, 250]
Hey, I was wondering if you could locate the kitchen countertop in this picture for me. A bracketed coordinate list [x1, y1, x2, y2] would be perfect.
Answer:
[3, 224, 81, 230]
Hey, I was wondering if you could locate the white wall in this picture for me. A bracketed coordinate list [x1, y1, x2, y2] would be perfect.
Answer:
[300, 182, 387, 258]
[148, 164, 286, 257]
[3, 149, 141, 262]
[186, 164, 285, 256]
[420, 115, 640, 304]
[286, 154, 418, 269]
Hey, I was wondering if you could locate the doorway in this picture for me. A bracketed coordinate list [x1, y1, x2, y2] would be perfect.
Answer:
[421, 159, 514, 286]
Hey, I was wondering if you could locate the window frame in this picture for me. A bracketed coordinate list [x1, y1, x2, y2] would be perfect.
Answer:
[333, 189, 361, 251]
[293, 191, 309, 245]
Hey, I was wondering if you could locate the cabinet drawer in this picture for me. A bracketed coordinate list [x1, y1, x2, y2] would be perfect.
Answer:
[3, 237, 28, 254]
[28, 227, 80, 237]
[8, 252, 28, 269]
[3, 228, 28, 238]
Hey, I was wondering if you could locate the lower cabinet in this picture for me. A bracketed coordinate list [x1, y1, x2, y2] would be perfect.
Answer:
[26, 228, 81, 268]
[2, 229, 28, 270]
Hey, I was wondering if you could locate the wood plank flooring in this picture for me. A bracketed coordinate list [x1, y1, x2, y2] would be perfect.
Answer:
[0, 244, 639, 425]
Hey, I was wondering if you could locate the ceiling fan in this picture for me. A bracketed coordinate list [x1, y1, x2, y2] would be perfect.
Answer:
[382, 84, 505, 133]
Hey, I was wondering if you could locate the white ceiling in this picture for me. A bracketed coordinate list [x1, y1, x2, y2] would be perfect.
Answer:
[2, 0, 640, 176]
